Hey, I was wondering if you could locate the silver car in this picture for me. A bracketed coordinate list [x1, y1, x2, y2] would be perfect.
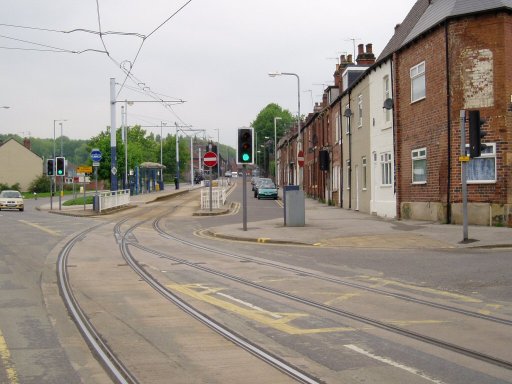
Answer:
[0, 190, 24, 211]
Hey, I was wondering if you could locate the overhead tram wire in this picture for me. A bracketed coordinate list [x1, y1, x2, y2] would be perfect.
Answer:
[114, 0, 194, 97]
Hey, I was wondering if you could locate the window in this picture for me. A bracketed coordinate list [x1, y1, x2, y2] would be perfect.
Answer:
[362, 157, 367, 190]
[466, 143, 496, 183]
[383, 75, 391, 123]
[410, 61, 425, 102]
[412, 148, 427, 183]
[380, 152, 392, 186]
[357, 95, 363, 127]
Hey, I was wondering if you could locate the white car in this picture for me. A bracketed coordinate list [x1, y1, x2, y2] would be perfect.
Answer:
[0, 190, 24, 211]
[231, 171, 239, 178]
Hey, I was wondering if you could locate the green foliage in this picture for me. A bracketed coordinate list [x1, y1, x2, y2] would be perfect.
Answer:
[28, 175, 51, 193]
[86, 125, 191, 186]
[251, 103, 294, 173]
[0, 134, 89, 165]
[0, 182, 21, 191]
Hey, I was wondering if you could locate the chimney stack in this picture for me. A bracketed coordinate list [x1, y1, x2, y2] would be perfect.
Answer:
[356, 42, 376, 66]
[23, 137, 31, 151]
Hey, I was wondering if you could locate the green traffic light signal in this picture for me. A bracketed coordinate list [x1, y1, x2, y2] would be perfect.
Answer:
[237, 128, 253, 164]
[56, 157, 66, 176]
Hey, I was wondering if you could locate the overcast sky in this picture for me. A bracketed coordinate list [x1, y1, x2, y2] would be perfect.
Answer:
[1, 0, 416, 148]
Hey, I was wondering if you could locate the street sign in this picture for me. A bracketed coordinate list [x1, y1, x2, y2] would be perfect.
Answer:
[297, 150, 305, 167]
[77, 166, 93, 174]
[90, 148, 102, 162]
[111, 166, 117, 175]
[203, 151, 218, 167]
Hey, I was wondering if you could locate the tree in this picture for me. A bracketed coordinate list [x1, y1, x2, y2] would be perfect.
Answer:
[251, 103, 294, 176]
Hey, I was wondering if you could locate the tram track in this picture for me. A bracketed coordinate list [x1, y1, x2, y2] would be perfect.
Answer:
[115, 215, 322, 384]
[146, 216, 512, 371]
[56, 192, 512, 383]
[57, 221, 139, 384]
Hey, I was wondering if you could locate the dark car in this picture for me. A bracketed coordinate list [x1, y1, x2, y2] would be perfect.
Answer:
[257, 181, 278, 200]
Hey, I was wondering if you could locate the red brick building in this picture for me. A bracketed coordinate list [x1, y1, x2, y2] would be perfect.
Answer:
[387, 0, 512, 225]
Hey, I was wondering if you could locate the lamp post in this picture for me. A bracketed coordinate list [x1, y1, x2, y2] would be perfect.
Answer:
[273, 117, 282, 184]
[175, 122, 180, 189]
[268, 71, 301, 186]
[160, 122, 167, 184]
[52, 119, 67, 210]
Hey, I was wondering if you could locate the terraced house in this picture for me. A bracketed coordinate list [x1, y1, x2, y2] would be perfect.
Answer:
[278, 0, 512, 227]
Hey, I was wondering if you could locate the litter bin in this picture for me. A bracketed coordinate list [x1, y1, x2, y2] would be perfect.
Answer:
[283, 186, 305, 227]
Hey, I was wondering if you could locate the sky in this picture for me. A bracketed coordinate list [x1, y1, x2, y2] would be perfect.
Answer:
[1, 0, 416, 148]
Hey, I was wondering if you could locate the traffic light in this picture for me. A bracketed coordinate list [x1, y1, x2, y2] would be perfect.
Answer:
[468, 110, 486, 158]
[46, 159, 55, 176]
[237, 127, 254, 164]
[55, 156, 66, 176]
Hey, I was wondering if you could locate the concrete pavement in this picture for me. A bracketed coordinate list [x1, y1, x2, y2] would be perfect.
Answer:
[38, 184, 512, 250]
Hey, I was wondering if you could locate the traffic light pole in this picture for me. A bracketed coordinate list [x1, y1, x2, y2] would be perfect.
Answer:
[242, 164, 247, 231]
[460, 110, 468, 242]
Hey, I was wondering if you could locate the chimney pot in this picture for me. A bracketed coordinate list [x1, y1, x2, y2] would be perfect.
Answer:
[358, 44, 364, 55]
[366, 43, 373, 54]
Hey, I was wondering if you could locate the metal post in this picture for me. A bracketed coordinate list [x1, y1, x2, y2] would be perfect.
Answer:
[209, 167, 213, 212]
[242, 164, 247, 231]
[110, 78, 118, 191]
[175, 122, 180, 189]
[216, 128, 220, 179]
[190, 136, 194, 185]
[274, 117, 281, 183]
[460, 110, 468, 241]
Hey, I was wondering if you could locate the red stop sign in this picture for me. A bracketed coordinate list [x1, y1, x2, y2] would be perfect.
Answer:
[297, 150, 305, 167]
[203, 151, 218, 167]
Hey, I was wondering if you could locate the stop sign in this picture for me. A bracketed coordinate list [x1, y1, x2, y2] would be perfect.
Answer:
[203, 151, 218, 167]
[297, 150, 305, 167]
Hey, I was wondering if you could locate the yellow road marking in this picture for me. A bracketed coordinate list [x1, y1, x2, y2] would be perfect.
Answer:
[0, 328, 19, 384]
[167, 283, 355, 335]
[479, 303, 503, 315]
[357, 275, 482, 303]
[324, 293, 361, 306]
[18, 220, 60, 236]
[257, 238, 270, 243]
[386, 320, 447, 326]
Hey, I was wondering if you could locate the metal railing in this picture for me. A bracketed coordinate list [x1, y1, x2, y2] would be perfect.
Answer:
[97, 189, 130, 212]
[200, 187, 226, 209]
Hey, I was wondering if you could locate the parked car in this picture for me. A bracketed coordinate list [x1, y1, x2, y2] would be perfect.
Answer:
[231, 171, 238, 178]
[253, 178, 272, 198]
[224, 171, 232, 178]
[0, 190, 24, 211]
[257, 181, 278, 200]
[251, 177, 260, 191]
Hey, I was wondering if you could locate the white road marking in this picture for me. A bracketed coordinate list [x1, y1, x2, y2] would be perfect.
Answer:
[344, 344, 446, 384]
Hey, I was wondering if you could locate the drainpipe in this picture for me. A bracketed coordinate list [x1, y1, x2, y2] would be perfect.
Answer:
[445, 21, 452, 224]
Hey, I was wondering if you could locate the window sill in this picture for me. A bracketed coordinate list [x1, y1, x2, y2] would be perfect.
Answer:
[411, 96, 426, 104]
[467, 180, 496, 184]
[412, 181, 427, 185]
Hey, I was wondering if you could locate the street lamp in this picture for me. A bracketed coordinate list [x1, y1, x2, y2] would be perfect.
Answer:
[160, 122, 167, 183]
[273, 117, 282, 184]
[268, 71, 301, 186]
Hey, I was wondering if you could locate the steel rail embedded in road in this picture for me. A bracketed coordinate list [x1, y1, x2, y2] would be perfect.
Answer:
[115, 218, 322, 384]
[149, 218, 512, 371]
[57, 223, 139, 384]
